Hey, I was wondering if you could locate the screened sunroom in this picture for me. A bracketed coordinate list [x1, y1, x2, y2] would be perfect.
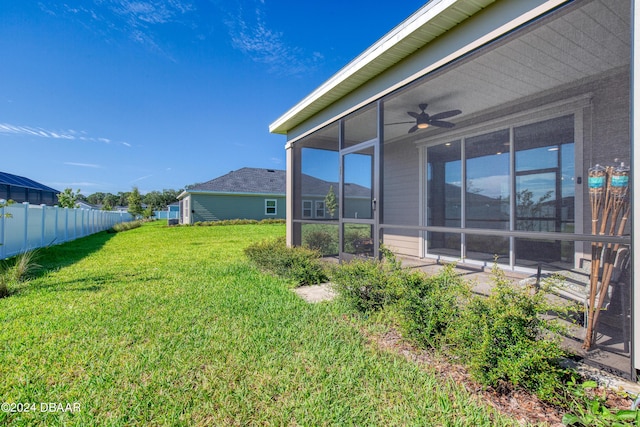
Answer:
[271, 0, 635, 378]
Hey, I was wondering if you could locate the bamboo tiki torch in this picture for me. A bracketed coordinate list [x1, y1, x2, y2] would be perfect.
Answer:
[583, 164, 607, 349]
[588, 164, 630, 343]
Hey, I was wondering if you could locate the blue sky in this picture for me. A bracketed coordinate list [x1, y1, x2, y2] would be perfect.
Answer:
[1, 0, 426, 195]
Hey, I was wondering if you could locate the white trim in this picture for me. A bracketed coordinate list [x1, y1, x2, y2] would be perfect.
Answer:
[302, 200, 313, 218]
[181, 190, 285, 198]
[272, 0, 570, 140]
[315, 200, 326, 218]
[265, 199, 277, 216]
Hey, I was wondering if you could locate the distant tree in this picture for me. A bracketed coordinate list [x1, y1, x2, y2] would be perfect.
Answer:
[0, 199, 14, 219]
[86, 192, 105, 205]
[142, 206, 155, 219]
[128, 187, 143, 218]
[325, 185, 338, 219]
[143, 189, 182, 211]
[57, 188, 81, 208]
[117, 192, 130, 207]
[161, 189, 181, 206]
[103, 194, 118, 209]
[143, 191, 164, 211]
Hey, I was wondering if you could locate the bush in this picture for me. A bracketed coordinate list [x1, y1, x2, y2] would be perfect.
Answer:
[244, 237, 327, 286]
[0, 250, 40, 298]
[331, 248, 406, 313]
[396, 263, 470, 349]
[188, 219, 285, 227]
[303, 230, 335, 255]
[110, 220, 146, 233]
[446, 264, 571, 402]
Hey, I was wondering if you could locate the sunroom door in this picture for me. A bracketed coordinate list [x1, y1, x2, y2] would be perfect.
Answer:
[340, 141, 378, 260]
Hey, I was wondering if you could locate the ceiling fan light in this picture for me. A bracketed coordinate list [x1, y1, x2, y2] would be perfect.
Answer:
[417, 123, 429, 129]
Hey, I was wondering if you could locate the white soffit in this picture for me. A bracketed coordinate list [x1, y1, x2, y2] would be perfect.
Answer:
[269, 0, 497, 135]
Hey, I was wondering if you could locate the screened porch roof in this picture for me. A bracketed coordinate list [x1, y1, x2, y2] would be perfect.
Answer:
[268, 0, 497, 135]
[269, 0, 630, 141]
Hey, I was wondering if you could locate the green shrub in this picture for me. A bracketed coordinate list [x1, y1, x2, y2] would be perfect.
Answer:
[562, 377, 640, 426]
[110, 220, 144, 232]
[396, 263, 470, 349]
[331, 249, 406, 313]
[244, 237, 327, 286]
[186, 219, 285, 227]
[446, 264, 571, 402]
[0, 250, 40, 298]
[303, 230, 335, 255]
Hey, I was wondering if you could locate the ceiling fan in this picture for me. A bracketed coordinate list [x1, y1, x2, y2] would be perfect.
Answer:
[388, 103, 462, 133]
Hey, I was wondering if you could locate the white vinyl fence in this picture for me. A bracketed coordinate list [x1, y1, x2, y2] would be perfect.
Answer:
[0, 202, 133, 260]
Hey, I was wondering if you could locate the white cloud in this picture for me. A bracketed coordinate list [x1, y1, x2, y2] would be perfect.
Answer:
[39, 1, 195, 58]
[50, 182, 100, 188]
[0, 122, 131, 147]
[226, 3, 320, 75]
[64, 162, 103, 169]
[131, 174, 153, 183]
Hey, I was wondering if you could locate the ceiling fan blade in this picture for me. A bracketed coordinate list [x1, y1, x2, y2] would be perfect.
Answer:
[429, 120, 456, 128]
[429, 109, 462, 121]
[407, 111, 419, 119]
[408, 125, 419, 133]
[386, 121, 415, 125]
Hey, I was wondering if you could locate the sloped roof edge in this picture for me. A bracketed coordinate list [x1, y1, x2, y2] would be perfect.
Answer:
[269, 0, 496, 135]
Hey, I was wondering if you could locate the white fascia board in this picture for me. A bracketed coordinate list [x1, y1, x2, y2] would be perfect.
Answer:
[268, 0, 463, 135]
[184, 190, 286, 197]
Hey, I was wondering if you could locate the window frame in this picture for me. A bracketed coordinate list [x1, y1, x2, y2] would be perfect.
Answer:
[265, 199, 277, 216]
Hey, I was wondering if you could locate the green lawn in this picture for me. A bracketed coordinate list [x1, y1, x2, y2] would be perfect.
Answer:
[1, 221, 521, 426]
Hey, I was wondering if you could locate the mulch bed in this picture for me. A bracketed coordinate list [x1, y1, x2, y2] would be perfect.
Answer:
[361, 327, 635, 426]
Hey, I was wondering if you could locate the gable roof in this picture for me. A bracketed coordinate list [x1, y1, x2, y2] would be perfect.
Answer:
[179, 167, 371, 198]
[184, 168, 286, 195]
[0, 171, 59, 193]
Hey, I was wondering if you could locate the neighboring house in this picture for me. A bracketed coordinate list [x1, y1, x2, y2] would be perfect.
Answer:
[178, 167, 369, 224]
[178, 168, 286, 224]
[76, 201, 97, 210]
[0, 171, 59, 206]
[270, 1, 636, 376]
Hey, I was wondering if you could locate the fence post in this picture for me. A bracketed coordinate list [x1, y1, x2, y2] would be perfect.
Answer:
[64, 208, 69, 242]
[22, 202, 29, 252]
[0, 203, 5, 259]
[41, 204, 46, 247]
[54, 206, 59, 244]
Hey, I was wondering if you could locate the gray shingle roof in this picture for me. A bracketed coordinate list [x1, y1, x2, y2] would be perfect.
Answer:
[185, 167, 370, 197]
[189, 168, 286, 194]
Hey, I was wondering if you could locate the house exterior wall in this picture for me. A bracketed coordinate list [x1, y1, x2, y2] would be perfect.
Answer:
[383, 141, 420, 256]
[0, 184, 58, 206]
[189, 193, 286, 223]
[276, 0, 636, 375]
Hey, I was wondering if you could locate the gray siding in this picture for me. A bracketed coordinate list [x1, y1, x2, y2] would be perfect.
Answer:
[383, 141, 420, 256]
[191, 194, 286, 222]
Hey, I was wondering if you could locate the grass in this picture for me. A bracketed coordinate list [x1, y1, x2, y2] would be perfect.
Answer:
[0, 221, 523, 426]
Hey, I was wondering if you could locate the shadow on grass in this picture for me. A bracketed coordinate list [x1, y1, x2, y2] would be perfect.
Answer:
[4, 231, 119, 295]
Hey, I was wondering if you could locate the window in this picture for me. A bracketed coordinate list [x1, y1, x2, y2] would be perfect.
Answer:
[302, 200, 312, 218]
[265, 199, 277, 215]
[315, 201, 325, 218]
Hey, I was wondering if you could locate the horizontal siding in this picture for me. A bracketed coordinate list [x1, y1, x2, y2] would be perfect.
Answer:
[383, 233, 419, 257]
[192, 194, 285, 222]
[382, 141, 421, 257]
[383, 140, 420, 226]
